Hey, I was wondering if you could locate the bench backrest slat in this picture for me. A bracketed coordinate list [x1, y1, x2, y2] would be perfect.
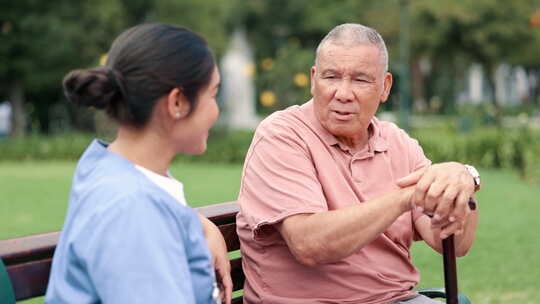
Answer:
[220, 223, 240, 252]
[7, 259, 52, 301]
[230, 257, 245, 291]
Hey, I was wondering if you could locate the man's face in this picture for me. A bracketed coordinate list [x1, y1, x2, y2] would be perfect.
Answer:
[311, 43, 392, 143]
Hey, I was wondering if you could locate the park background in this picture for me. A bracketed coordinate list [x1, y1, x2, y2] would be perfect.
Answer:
[2, 0, 540, 303]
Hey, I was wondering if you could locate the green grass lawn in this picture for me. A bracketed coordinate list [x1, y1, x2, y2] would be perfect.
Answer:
[0, 161, 243, 239]
[1, 162, 539, 303]
[413, 168, 540, 304]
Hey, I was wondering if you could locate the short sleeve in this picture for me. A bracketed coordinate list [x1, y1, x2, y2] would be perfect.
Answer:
[406, 134, 431, 173]
[239, 127, 328, 245]
[74, 195, 200, 303]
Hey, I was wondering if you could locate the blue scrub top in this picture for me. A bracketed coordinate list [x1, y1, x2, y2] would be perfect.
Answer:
[45, 140, 218, 303]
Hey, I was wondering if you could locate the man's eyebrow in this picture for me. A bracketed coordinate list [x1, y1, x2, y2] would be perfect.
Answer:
[321, 69, 340, 75]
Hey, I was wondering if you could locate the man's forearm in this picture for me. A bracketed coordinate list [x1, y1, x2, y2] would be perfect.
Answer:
[277, 187, 414, 266]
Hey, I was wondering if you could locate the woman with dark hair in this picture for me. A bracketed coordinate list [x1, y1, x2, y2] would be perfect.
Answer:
[45, 24, 232, 304]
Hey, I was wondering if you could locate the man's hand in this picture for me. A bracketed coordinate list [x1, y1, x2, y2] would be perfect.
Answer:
[198, 215, 233, 304]
[396, 162, 475, 238]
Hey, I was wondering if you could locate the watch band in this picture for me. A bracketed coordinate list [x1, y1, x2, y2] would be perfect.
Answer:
[464, 164, 481, 191]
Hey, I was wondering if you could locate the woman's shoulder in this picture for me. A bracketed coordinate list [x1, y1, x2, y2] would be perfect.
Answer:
[79, 173, 193, 219]
[70, 161, 193, 226]
[65, 140, 199, 240]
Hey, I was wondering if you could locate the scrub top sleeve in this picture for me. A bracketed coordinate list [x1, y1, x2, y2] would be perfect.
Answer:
[78, 195, 196, 304]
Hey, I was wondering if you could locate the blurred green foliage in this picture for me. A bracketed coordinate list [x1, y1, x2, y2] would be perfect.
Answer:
[0, 130, 253, 163]
[255, 42, 313, 115]
[2, 0, 540, 135]
[2, 126, 540, 185]
[0, 133, 97, 160]
[412, 126, 540, 185]
[176, 129, 255, 164]
[0, 0, 237, 134]
[241, 0, 540, 116]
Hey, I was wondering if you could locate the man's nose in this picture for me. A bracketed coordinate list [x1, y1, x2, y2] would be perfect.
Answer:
[334, 80, 354, 102]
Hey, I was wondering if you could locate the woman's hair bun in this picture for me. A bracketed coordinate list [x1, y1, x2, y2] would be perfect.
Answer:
[62, 67, 122, 109]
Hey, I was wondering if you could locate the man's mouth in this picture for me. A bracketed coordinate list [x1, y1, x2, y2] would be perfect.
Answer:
[331, 110, 355, 121]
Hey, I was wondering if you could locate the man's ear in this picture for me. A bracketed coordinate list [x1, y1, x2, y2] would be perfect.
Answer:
[380, 72, 393, 103]
[166, 88, 191, 119]
[310, 66, 316, 96]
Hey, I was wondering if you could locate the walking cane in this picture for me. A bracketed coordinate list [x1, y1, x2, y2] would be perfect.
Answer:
[441, 199, 476, 304]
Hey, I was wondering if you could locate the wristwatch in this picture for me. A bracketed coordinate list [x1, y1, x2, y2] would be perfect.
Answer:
[464, 164, 481, 191]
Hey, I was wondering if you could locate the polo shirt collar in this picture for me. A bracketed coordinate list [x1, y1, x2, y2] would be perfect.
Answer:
[302, 100, 388, 154]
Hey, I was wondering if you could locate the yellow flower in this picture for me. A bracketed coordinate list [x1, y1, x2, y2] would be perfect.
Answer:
[99, 54, 108, 66]
[294, 73, 308, 87]
[260, 91, 277, 107]
[261, 58, 274, 71]
[244, 63, 256, 77]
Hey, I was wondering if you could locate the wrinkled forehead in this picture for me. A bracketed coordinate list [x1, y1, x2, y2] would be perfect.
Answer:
[316, 43, 385, 74]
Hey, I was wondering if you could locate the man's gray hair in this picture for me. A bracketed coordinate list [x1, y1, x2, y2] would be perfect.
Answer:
[315, 23, 389, 72]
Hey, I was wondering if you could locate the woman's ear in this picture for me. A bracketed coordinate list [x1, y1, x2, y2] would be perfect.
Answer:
[167, 88, 191, 120]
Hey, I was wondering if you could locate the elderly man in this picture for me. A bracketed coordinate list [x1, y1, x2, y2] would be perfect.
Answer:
[236, 23, 479, 304]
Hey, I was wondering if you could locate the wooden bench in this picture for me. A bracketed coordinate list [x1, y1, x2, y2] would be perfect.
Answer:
[0, 201, 470, 303]
[0, 201, 245, 303]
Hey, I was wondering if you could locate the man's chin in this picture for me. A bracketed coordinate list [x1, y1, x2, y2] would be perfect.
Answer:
[327, 125, 364, 138]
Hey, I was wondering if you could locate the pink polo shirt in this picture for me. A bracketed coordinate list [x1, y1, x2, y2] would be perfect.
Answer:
[236, 100, 432, 304]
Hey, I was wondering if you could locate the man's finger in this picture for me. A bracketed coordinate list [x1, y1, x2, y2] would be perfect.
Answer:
[396, 168, 426, 188]
[432, 187, 458, 225]
[440, 221, 462, 239]
[412, 171, 435, 210]
[450, 191, 470, 223]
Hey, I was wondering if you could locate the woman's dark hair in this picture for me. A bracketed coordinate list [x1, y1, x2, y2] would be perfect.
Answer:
[63, 23, 215, 127]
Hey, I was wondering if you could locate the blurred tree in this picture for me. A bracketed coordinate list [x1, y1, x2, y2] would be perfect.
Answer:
[239, 0, 399, 59]
[0, 0, 125, 135]
[509, 8, 540, 104]
[237, 0, 402, 111]
[2, 0, 539, 136]
[151, 0, 236, 57]
[411, 0, 538, 115]
[0, 0, 236, 135]
[119, 0, 154, 24]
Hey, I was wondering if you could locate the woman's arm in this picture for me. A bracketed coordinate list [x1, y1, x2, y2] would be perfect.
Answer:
[198, 214, 233, 304]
